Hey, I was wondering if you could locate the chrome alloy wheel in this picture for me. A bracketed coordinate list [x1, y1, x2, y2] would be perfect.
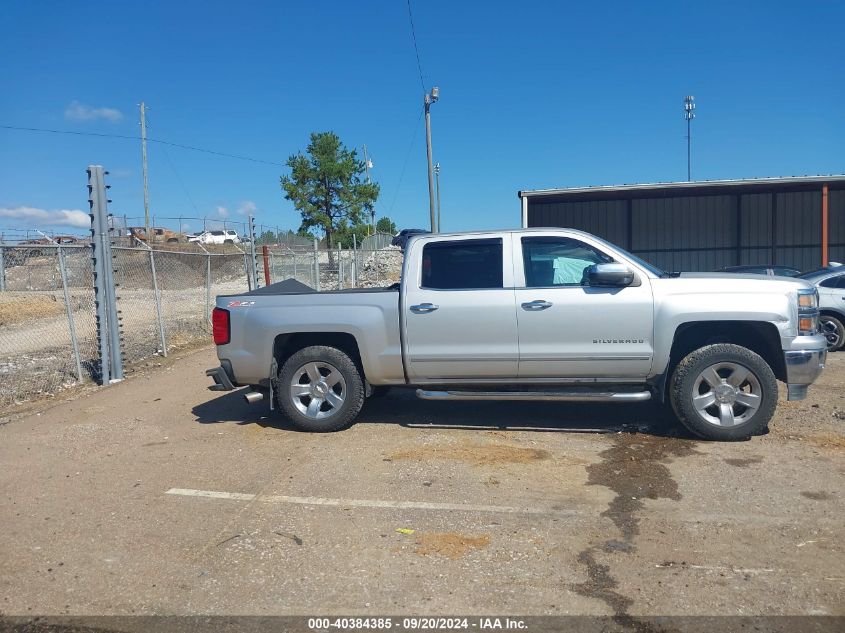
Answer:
[289, 361, 347, 419]
[820, 317, 843, 350]
[692, 362, 762, 427]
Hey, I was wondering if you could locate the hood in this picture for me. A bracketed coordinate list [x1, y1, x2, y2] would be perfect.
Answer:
[660, 272, 814, 293]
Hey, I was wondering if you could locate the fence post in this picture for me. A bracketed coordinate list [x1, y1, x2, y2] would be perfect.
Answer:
[262, 245, 271, 286]
[352, 235, 357, 287]
[338, 244, 343, 289]
[248, 214, 260, 288]
[57, 245, 84, 382]
[0, 243, 5, 292]
[206, 253, 212, 326]
[313, 238, 321, 291]
[150, 250, 167, 356]
[88, 165, 123, 384]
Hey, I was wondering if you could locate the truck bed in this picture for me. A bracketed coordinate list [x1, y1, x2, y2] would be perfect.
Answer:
[216, 280, 405, 387]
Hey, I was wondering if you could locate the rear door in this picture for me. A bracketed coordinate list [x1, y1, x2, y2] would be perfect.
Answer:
[403, 235, 518, 380]
[514, 233, 654, 378]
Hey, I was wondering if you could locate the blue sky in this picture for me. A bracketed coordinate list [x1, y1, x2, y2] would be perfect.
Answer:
[1, 0, 842, 238]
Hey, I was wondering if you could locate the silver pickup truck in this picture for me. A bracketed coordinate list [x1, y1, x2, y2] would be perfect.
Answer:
[206, 228, 827, 441]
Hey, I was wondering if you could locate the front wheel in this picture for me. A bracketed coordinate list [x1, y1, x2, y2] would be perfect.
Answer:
[820, 315, 845, 352]
[669, 344, 778, 441]
[276, 346, 365, 432]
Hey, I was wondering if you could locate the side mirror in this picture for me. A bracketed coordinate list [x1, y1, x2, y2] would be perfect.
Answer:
[587, 263, 634, 287]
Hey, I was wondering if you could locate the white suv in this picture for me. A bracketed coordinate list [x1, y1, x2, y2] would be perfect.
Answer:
[188, 229, 241, 245]
[800, 263, 845, 351]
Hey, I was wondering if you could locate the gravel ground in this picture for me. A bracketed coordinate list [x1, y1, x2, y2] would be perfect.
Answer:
[0, 347, 842, 626]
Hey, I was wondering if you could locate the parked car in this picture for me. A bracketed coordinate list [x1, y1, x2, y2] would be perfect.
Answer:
[718, 265, 801, 277]
[206, 228, 826, 441]
[391, 228, 429, 250]
[128, 226, 185, 243]
[798, 263, 845, 351]
[188, 229, 242, 245]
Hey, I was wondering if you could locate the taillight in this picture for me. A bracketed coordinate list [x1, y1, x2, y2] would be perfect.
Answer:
[212, 308, 230, 345]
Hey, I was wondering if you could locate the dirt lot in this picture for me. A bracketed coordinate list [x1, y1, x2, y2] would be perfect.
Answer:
[0, 347, 842, 623]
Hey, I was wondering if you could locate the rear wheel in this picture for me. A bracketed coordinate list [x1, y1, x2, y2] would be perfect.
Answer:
[277, 346, 364, 432]
[669, 344, 778, 441]
[820, 315, 845, 351]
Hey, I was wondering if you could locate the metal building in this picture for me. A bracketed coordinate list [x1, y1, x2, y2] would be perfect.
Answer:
[519, 176, 845, 272]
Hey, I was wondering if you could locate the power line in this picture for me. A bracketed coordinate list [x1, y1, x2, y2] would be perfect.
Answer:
[0, 124, 284, 166]
[389, 106, 425, 216]
[406, 0, 427, 94]
[160, 144, 201, 217]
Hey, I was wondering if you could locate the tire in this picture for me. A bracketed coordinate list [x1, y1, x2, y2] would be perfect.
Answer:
[224, 239, 233, 244]
[669, 344, 778, 441]
[276, 345, 364, 432]
[820, 315, 845, 352]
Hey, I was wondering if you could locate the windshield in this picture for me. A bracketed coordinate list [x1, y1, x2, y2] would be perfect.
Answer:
[799, 267, 839, 281]
[588, 235, 668, 277]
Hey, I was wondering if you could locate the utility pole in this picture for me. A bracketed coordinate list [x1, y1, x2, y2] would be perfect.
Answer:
[363, 144, 375, 235]
[139, 102, 151, 235]
[424, 86, 439, 233]
[434, 162, 442, 232]
[684, 95, 695, 182]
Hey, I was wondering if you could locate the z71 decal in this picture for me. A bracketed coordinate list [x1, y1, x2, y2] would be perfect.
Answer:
[227, 300, 255, 307]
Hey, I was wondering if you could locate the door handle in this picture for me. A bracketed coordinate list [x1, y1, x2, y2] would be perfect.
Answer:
[410, 303, 439, 314]
[521, 300, 553, 311]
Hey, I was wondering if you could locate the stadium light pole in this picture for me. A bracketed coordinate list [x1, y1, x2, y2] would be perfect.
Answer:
[424, 86, 439, 232]
[684, 95, 695, 182]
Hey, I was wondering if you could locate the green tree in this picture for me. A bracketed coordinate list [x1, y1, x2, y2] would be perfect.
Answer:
[376, 217, 397, 234]
[332, 220, 370, 248]
[281, 132, 379, 250]
[256, 230, 278, 246]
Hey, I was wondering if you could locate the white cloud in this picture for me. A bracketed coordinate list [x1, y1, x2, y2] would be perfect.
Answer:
[0, 206, 90, 229]
[215, 206, 230, 218]
[236, 200, 257, 216]
[64, 100, 123, 123]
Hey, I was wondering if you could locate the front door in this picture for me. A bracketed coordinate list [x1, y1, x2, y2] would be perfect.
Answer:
[514, 234, 654, 379]
[403, 235, 519, 380]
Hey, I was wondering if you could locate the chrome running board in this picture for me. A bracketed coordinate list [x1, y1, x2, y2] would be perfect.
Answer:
[415, 389, 651, 402]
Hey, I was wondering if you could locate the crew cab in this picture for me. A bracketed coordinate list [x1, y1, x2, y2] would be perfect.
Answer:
[206, 229, 827, 441]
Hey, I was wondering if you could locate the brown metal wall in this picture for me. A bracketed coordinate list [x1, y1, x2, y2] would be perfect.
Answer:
[526, 186, 844, 272]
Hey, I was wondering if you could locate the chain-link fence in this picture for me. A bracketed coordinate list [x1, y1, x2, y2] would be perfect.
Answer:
[260, 244, 404, 290]
[0, 245, 98, 409]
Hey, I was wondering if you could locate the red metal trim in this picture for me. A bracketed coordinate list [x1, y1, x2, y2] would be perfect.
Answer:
[262, 245, 271, 286]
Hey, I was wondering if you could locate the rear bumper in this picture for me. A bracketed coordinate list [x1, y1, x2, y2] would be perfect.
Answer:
[784, 336, 827, 400]
[206, 363, 235, 391]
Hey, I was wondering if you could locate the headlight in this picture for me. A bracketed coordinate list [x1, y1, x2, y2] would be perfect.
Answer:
[797, 290, 818, 309]
[797, 288, 819, 335]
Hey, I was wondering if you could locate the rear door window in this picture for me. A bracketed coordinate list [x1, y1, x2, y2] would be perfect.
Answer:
[421, 238, 503, 289]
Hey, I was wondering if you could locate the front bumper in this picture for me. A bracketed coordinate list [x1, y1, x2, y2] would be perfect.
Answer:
[784, 336, 827, 400]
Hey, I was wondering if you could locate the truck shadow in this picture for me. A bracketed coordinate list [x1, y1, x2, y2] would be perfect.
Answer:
[192, 387, 694, 439]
